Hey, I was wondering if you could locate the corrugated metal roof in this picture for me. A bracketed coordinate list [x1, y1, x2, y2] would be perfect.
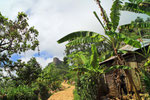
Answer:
[99, 56, 117, 65]
[99, 39, 150, 65]
[119, 44, 136, 51]
[119, 39, 150, 51]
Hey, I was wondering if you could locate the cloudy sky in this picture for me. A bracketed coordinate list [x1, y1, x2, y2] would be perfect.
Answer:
[0, 0, 148, 68]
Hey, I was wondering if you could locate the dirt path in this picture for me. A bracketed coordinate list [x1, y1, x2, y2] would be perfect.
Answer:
[48, 82, 75, 100]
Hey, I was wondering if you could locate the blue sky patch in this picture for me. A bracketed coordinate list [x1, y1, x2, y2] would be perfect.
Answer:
[34, 51, 53, 59]
[10, 51, 52, 62]
[10, 54, 23, 62]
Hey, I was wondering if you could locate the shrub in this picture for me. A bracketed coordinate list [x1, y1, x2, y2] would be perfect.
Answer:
[4, 85, 38, 100]
[75, 73, 102, 100]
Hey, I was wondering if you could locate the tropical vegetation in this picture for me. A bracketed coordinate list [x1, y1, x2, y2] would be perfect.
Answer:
[57, 0, 150, 100]
[0, 0, 150, 100]
[0, 12, 69, 100]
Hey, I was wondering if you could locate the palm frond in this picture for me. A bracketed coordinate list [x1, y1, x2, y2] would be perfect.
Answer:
[66, 34, 105, 47]
[93, 11, 105, 30]
[110, 0, 122, 31]
[117, 33, 141, 48]
[120, 22, 150, 29]
[57, 31, 99, 43]
[121, 2, 150, 16]
[90, 44, 99, 68]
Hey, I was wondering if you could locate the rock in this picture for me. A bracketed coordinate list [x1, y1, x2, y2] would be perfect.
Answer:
[53, 57, 63, 66]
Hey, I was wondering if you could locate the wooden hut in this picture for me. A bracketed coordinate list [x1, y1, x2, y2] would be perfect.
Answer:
[99, 39, 150, 98]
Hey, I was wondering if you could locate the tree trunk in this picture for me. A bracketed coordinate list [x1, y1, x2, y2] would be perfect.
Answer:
[124, 69, 141, 100]
[114, 49, 141, 100]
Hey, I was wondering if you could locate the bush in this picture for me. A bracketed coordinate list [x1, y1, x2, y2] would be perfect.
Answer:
[75, 73, 102, 100]
[74, 71, 109, 100]
[141, 69, 150, 94]
[38, 82, 51, 100]
[2, 85, 38, 100]
[73, 89, 80, 100]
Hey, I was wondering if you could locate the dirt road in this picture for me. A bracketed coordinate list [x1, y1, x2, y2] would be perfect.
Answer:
[48, 82, 75, 100]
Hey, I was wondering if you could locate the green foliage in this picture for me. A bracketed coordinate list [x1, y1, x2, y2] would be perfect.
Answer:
[110, 0, 122, 31]
[119, 17, 150, 39]
[0, 12, 39, 68]
[15, 57, 42, 85]
[57, 31, 98, 44]
[57, 1, 142, 99]
[0, 85, 38, 100]
[0, 80, 50, 100]
[67, 44, 104, 74]
[75, 73, 105, 100]
[141, 69, 150, 94]
[0, 58, 43, 99]
[58, 0, 150, 99]
[73, 89, 80, 100]
[0, 11, 72, 100]
[90, 44, 99, 69]
[64, 71, 77, 83]
[0, 12, 42, 100]
[66, 34, 105, 47]
[144, 59, 150, 67]
[38, 82, 50, 100]
[93, 11, 105, 29]
[38, 62, 69, 91]
[105, 65, 132, 73]
[76, 75, 97, 100]
[0, 59, 68, 100]
[121, 0, 150, 16]
[66, 44, 107, 100]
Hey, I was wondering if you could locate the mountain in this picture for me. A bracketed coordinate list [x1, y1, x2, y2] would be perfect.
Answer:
[53, 57, 63, 66]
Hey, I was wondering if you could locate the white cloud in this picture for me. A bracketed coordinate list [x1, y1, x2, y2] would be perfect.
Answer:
[36, 57, 53, 69]
[21, 56, 53, 69]
[25, 0, 105, 59]
[0, 0, 149, 68]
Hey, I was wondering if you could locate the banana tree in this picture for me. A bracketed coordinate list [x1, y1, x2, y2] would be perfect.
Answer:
[58, 0, 142, 99]
[95, 1, 142, 99]
[119, 17, 150, 39]
[120, 0, 150, 39]
[67, 44, 107, 100]
[67, 44, 103, 73]
[121, 0, 150, 16]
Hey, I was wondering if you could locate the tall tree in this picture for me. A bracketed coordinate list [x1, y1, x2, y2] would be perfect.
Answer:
[0, 12, 39, 69]
[15, 57, 42, 85]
